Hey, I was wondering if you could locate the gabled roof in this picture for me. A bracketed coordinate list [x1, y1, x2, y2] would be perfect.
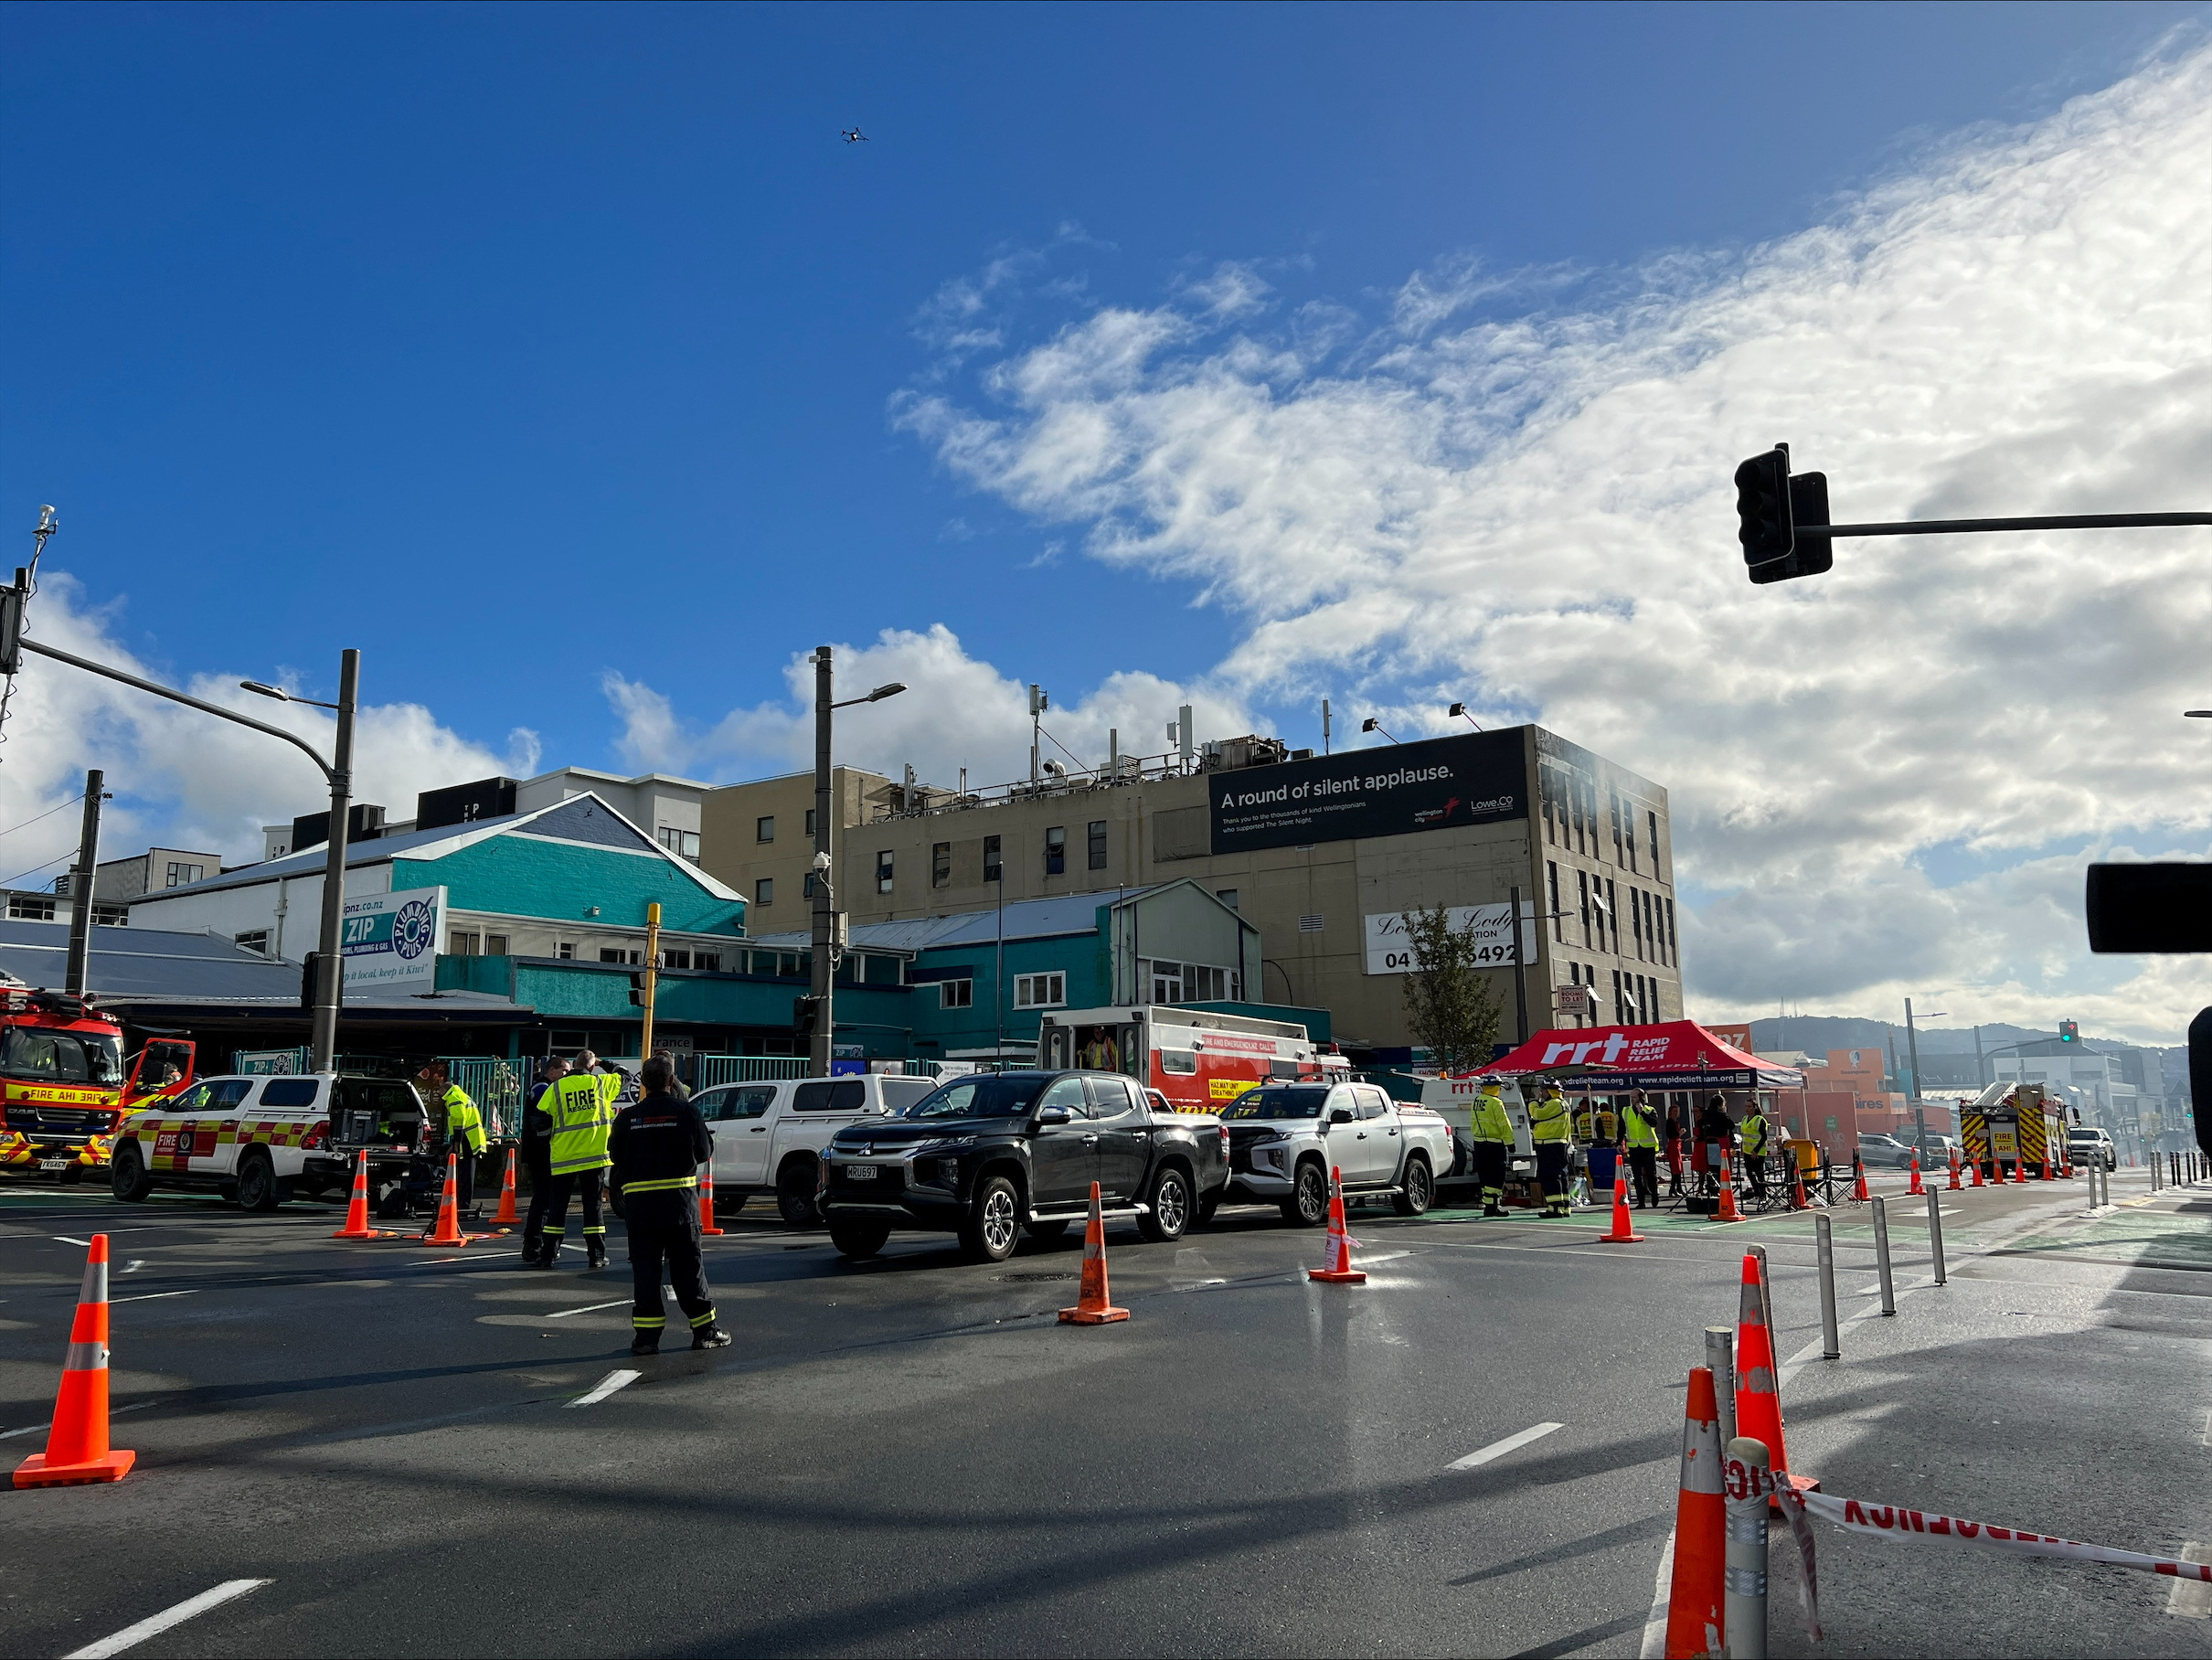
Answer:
[747, 880, 1251, 957]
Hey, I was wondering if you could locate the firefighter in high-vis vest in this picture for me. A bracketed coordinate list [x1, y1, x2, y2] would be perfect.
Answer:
[1622, 1089, 1662, 1209]
[418, 1060, 488, 1218]
[1472, 1080, 1514, 1218]
[1739, 1101, 1771, 1203]
[543, 1048, 616, 1269]
[1527, 1082, 1572, 1217]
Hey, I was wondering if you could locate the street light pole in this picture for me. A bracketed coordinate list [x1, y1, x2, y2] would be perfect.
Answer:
[308, 649, 357, 1073]
[62, 768, 104, 997]
[811, 645, 835, 1077]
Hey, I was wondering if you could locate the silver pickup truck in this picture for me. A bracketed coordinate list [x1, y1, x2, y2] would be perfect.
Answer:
[1218, 1079, 1453, 1224]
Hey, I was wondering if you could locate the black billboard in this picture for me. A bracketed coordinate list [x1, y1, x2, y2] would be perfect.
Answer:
[1207, 729, 1526, 854]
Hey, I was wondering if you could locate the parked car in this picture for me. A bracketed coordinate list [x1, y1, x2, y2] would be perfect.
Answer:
[694, 1072, 940, 1226]
[112, 1071, 430, 1212]
[817, 1069, 1229, 1263]
[2067, 1126, 2117, 1170]
[1855, 1133, 1916, 1170]
[1219, 1080, 1453, 1224]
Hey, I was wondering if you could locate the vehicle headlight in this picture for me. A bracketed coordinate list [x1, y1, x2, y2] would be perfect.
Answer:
[910, 1136, 977, 1156]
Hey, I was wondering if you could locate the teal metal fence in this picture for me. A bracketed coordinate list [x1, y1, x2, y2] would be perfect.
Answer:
[696, 1055, 811, 1090]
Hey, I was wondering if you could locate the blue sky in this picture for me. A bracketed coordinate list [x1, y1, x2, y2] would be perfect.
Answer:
[6, 4, 2210, 1037]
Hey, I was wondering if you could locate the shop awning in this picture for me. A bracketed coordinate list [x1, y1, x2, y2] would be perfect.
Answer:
[1474, 1021, 1807, 1091]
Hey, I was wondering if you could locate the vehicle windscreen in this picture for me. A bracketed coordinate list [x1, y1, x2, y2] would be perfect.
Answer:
[903, 1076, 1049, 1119]
[1223, 1087, 1329, 1121]
[0, 1027, 123, 1088]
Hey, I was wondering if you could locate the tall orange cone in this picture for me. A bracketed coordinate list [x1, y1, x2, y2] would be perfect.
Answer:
[699, 1165, 725, 1236]
[1309, 1165, 1367, 1282]
[1970, 1155, 1985, 1188]
[492, 1145, 519, 1224]
[1851, 1154, 1871, 1201]
[2015, 1154, 2030, 1185]
[421, 1152, 468, 1247]
[1908, 1151, 1924, 1195]
[331, 1149, 379, 1240]
[1600, 1171, 1643, 1242]
[1735, 1251, 1815, 1509]
[1058, 1182, 1129, 1324]
[2042, 1145, 2057, 1180]
[1947, 1145, 1962, 1191]
[1662, 1365, 1727, 1658]
[15, 1235, 134, 1487]
[1713, 1147, 1740, 1223]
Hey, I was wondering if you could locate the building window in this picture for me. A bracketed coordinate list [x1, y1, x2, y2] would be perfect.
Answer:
[1045, 825, 1066, 876]
[1142, 960, 1230, 1003]
[663, 949, 692, 970]
[754, 878, 773, 908]
[1631, 889, 1644, 961]
[234, 930, 271, 956]
[932, 842, 951, 889]
[804, 808, 817, 838]
[1613, 968, 1626, 1025]
[876, 850, 895, 894]
[557, 942, 575, 960]
[656, 826, 702, 863]
[1606, 878, 1620, 953]
[1648, 810, 1662, 878]
[1577, 869, 1591, 946]
[803, 872, 818, 899]
[485, 933, 508, 955]
[1215, 889, 1239, 911]
[1664, 898, 1677, 965]
[1088, 821, 1107, 871]
[6, 894, 57, 920]
[91, 904, 128, 927]
[165, 862, 205, 889]
[600, 948, 626, 963]
[452, 931, 481, 956]
[1547, 862, 1562, 942]
[756, 815, 775, 844]
[983, 835, 1002, 884]
[940, 978, 973, 1009]
[695, 952, 721, 973]
[1014, 972, 1067, 1009]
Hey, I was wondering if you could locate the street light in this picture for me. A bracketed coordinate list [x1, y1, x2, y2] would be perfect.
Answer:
[810, 649, 908, 1075]
[1447, 701, 1484, 731]
[1361, 717, 1398, 744]
[1904, 997, 1947, 1148]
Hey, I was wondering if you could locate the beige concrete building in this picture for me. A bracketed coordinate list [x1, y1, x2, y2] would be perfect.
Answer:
[698, 725, 1681, 1054]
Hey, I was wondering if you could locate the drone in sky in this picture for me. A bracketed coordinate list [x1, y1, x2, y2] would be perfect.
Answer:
[842, 128, 867, 144]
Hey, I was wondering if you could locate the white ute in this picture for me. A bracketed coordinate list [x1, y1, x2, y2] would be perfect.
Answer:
[1219, 1078, 1454, 1225]
[695, 1072, 940, 1225]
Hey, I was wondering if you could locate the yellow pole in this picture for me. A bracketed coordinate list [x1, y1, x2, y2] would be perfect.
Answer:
[641, 901, 662, 1060]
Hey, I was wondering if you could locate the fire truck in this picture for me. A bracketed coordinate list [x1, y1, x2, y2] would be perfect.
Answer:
[0, 985, 195, 1180]
[1035, 1005, 1346, 1112]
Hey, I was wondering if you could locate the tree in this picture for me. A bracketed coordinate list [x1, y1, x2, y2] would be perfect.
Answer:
[1398, 904, 1504, 1075]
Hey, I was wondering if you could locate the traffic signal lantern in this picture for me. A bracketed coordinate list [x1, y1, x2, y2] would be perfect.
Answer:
[628, 973, 646, 1008]
[1735, 446, 1794, 565]
[2058, 1019, 2079, 1043]
[792, 995, 822, 1044]
[1750, 471, 1834, 585]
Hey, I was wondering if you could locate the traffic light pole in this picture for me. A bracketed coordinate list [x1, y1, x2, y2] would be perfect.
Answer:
[1779, 511, 2211, 541]
[810, 645, 835, 1077]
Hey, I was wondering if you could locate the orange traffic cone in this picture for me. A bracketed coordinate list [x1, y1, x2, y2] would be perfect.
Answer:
[2042, 1149, 2056, 1181]
[2015, 1155, 2030, 1185]
[1908, 1151, 1924, 1195]
[15, 1235, 134, 1487]
[1714, 1148, 1740, 1223]
[1851, 1155, 1871, 1202]
[492, 1146, 519, 1224]
[1662, 1364, 1727, 1658]
[699, 1165, 725, 1236]
[1947, 1146, 1963, 1191]
[1600, 1171, 1643, 1242]
[1058, 1182, 1129, 1324]
[1310, 1165, 1367, 1282]
[421, 1153, 468, 1247]
[1970, 1156, 1985, 1188]
[1735, 1251, 1815, 1509]
[1792, 1161, 1809, 1211]
[332, 1149, 379, 1240]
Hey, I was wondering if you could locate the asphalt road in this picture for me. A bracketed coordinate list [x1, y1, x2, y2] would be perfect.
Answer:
[3, 1166, 2208, 1659]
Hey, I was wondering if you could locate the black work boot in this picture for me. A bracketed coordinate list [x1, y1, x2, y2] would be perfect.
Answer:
[586, 1240, 608, 1270]
[631, 1335, 661, 1357]
[692, 1325, 732, 1351]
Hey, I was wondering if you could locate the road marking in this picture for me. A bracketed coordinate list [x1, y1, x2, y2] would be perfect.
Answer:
[1449, 1421, 1564, 1471]
[112, 1290, 198, 1304]
[566, 1368, 641, 1407]
[0, 1402, 151, 1442]
[545, 1299, 630, 1319]
[2203, 1409, 2211, 1448]
[1359, 1250, 1412, 1265]
[1637, 1530, 1675, 1658]
[122, 1260, 144, 1273]
[63, 1578, 271, 1658]
[54, 1235, 92, 1247]
[2171, 1543, 2212, 1619]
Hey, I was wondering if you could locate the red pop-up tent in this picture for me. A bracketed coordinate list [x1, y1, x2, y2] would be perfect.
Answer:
[1475, 1020, 1806, 1091]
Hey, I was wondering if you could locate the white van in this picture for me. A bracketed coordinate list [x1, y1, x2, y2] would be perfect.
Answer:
[695, 1072, 940, 1225]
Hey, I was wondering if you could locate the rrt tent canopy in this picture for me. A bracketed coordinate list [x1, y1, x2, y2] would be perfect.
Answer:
[1474, 1021, 1807, 1091]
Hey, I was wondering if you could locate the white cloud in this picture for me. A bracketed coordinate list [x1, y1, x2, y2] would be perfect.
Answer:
[0, 574, 537, 878]
[893, 42, 2212, 1041]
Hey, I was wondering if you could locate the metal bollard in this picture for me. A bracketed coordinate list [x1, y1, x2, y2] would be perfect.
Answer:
[1814, 1211, 1841, 1358]
[1724, 1436, 1771, 1659]
[1706, 1325, 1738, 1450]
[1926, 1187, 1946, 1285]
[1871, 1195, 1897, 1315]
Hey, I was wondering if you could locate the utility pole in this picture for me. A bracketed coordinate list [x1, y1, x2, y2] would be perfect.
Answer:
[639, 901, 662, 1059]
[811, 646, 835, 1077]
[1905, 997, 1926, 1148]
[62, 768, 104, 996]
[308, 650, 358, 1073]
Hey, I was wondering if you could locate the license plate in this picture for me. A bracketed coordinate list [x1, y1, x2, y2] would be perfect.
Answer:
[846, 1165, 880, 1182]
[39, 1157, 70, 1171]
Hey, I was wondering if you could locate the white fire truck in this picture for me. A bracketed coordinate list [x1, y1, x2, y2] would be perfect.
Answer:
[1036, 1005, 1346, 1112]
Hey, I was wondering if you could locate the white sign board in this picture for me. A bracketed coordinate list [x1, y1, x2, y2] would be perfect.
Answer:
[341, 886, 446, 995]
[1364, 901, 1532, 975]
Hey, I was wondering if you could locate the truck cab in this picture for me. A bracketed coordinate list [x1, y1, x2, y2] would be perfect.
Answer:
[0, 987, 194, 1179]
[693, 1071, 941, 1226]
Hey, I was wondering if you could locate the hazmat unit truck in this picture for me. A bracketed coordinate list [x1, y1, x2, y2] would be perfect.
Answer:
[0, 986, 195, 1180]
[1036, 1005, 1346, 1112]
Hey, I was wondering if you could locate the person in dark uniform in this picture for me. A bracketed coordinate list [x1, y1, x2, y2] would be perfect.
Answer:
[520, 1058, 564, 1266]
[609, 1055, 731, 1356]
[1697, 1094, 1736, 1197]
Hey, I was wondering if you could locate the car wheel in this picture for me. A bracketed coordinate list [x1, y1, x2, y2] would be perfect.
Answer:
[777, 1159, 821, 1229]
[1024, 1218, 1071, 1243]
[1393, 1153, 1434, 1217]
[111, 1142, 153, 1203]
[960, 1174, 1023, 1263]
[827, 1218, 891, 1259]
[1281, 1159, 1329, 1228]
[1140, 1166, 1192, 1243]
[236, 1150, 280, 1213]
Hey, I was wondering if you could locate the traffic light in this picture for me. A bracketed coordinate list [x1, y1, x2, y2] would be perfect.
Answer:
[0, 570, 25, 677]
[628, 972, 646, 1008]
[792, 995, 821, 1043]
[1749, 471, 1834, 585]
[1735, 445, 1794, 566]
[2058, 1019, 2079, 1044]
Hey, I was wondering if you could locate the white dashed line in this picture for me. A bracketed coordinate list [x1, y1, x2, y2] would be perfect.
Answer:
[112, 1290, 197, 1304]
[566, 1368, 641, 1407]
[64, 1578, 271, 1658]
[545, 1300, 631, 1319]
[122, 1260, 145, 1273]
[54, 1236, 92, 1247]
[1449, 1421, 1564, 1471]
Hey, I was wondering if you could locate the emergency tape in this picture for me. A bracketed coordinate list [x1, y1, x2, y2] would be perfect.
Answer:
[1798, 1489, 2212, 1581]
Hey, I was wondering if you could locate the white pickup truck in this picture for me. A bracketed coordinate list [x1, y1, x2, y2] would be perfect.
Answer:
[695, 1073, 940, 1225]
[1218, 1078, 1454, 1223]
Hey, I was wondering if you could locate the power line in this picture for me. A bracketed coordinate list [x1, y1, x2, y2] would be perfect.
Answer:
[0, 789, 86, 842]
[0, 846, 77, 890]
